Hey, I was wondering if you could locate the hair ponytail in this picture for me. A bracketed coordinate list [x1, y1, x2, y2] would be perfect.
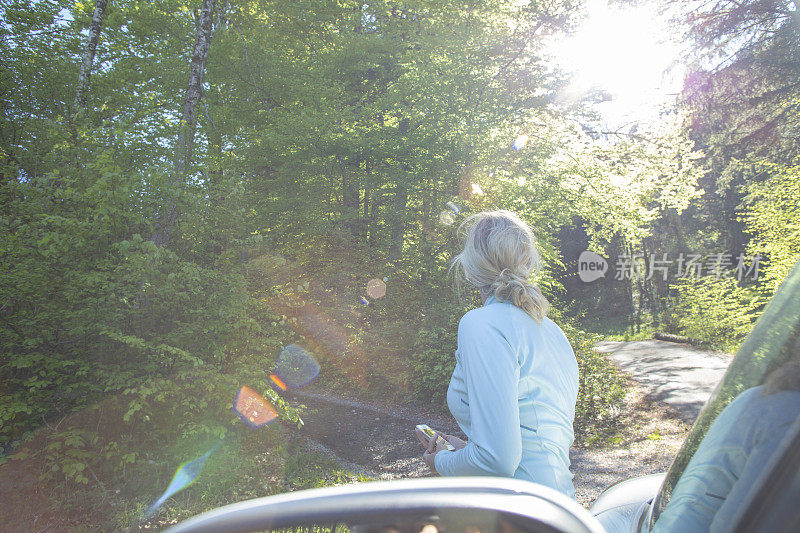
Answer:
[492, 268, 550, 322]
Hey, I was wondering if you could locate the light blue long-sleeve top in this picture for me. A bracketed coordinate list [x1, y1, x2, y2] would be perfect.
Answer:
[652, 385, 800, 533]
[434, 295, 579, 499]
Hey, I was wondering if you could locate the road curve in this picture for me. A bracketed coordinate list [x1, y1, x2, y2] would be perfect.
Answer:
[595, 340, 732, 424]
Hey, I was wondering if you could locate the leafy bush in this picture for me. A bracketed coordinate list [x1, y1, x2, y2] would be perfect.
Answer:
[0, 167, 257, 447]
[743, 163, 800, 296]
[560, 321, 627, 439]
[9, 355, 306, 497]
[662, 276, 764, 352]
[410, 319, 460, 407]
[407, 279, 473, 407]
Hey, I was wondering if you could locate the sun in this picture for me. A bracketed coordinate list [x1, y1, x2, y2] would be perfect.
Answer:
[547, 0, 684, 124]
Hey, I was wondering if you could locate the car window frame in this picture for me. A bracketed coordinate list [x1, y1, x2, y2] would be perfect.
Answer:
[164, 477, 607, 533]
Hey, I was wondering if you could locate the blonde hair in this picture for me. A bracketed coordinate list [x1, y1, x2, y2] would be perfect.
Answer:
[450, 210, 550, 322]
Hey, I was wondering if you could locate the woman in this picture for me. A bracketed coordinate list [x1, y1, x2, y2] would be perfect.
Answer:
[416, 210, 579, 499]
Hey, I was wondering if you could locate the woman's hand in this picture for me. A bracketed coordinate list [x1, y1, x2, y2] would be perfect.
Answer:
[414, 429, 467, 451]
[422, 431, 446, 473]
[441, 433, 467, 450]
[416, 430, 467, 473]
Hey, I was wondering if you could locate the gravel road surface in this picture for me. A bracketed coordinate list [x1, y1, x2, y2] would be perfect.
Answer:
[288, 379, 689, 508]
[595, 340, 732, 424]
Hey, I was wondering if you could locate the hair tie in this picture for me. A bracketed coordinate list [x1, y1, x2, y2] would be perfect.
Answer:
[493, 268, 515, 287]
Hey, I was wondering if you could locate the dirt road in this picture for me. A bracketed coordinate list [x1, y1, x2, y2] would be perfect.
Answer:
[595, 340, 731, 424]
[289, 376, 688, 508]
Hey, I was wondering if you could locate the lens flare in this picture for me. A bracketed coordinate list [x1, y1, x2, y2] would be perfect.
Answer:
[146, 441, 223, 518]
[513, 134, 529, 150]
[439, 210, 455, 226]
[446, 201, 460, 215]
[269, 373, 287, 391]
[471, 183, 484, 195]
[360, 296, 370, 306]
[366, 278, 387, 299]
[233, 385, 278, 428]
[271, 344, 320, 389]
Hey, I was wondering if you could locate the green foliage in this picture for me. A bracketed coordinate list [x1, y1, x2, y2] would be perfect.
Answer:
[409, 307, 463, 407]
[9, 353, 307, 506]
[282, 443, 372, 491]
[0, 205, 256, 444]
[127, 435, 369, 531]
[32, 428, 100, 485]
[662, 276, 764, 352]
[546, 121, 704, 245]
[743, 163, 800, 296]
[560, 321, 627, 434]
[117, 359, 306, 443]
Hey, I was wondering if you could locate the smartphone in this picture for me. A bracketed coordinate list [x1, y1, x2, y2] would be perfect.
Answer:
[415, 424, 456, 451]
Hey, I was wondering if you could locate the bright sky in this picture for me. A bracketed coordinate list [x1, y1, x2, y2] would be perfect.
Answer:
[546, 0, 686, 128]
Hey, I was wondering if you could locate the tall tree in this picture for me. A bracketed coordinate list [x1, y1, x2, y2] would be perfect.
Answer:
[74, 0, 109, 110]
[153, 0, 219, 248]
[673, 0, 800, 289]
[675, 0, 799, 181]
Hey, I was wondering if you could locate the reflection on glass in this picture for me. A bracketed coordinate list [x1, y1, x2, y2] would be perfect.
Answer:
[439, 211, 456, 226]
[147, 441, 223, 518]
[271, 526, 351, 533]
[652, 362, 800, 532]
[233, 385, 278, 428]
[345, 510, 528, 533]
[272, 344, 320, 389]
[651, 261, 800, 529]
[366, 278, 387, 299]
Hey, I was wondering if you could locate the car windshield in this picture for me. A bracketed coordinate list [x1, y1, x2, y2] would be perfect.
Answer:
[1, 0, 797, 530]
[649, 262, 800, 531]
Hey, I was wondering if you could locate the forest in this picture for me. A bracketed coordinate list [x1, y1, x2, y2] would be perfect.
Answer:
[0, 0, 798, 528]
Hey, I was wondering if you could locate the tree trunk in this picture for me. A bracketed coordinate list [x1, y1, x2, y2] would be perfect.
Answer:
[152, 0, 218, 248]
[340, 156, 360, 234]
[388, 181, 408, 260]
[666, 207, 687, 251]
[640, 240, 661, 327]
[74, 0, 109, 110]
